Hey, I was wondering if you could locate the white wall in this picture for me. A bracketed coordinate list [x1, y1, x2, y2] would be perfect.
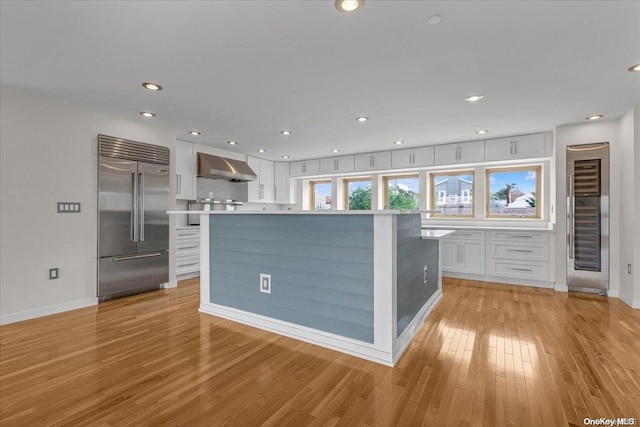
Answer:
[554, 118, 622, 297]
[0, 85, 177, 323]
[617, 107, 640, 308]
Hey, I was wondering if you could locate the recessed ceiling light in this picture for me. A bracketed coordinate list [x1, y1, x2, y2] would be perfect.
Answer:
[464, 95, 484, 102]
[331, 149, 340, 153]
[257, 149, 266, 153]
[586, 115, 604, 121]
[281, 130, 292, 135]
[356, 116, 369, 122]
[227, 141, 238, 145]
[475, 130, 489, 134]
[427, 15, 443, 25]
[628, 63, 640, 72]
[335, 0, 364, 13]
[189, 131, 201, 136]
[393, 140, 404, 145]
[142, 82, 162, 91]
[282, 155, 290, 159]
[139, 111, 155, 118]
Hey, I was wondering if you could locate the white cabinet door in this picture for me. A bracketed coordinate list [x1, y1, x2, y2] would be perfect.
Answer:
[391, 146, 434, 169]
[460, 240, 485, 275]
[434, 143, 460, 166]
[440, 240, 460, 272]
[458, 140, 485, 164]
[176, 140, 196, 200]
[354, 151, 392, 171]
[247, 157, 274, 203]
[274, 162, 295, 204]
[319, 155, 355, 174]
[485, 133, 548, 161]
[290, 159, 320, 177]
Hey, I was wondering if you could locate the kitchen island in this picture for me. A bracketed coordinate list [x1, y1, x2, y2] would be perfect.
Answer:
[167, 210, 453, 366]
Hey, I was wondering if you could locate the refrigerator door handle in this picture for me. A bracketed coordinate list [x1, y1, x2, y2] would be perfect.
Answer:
[113, 252, 163, 262]
[132, 172, 138, 242]
[139, 173, 145, 241]
[568, 173, 575, 260]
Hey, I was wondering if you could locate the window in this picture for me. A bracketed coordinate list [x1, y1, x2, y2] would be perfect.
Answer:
[429, 170, 474, 217]
[383, 174, 419, 210]
[343, 177, 371, 210]
[310, 180, 332, 210]
[486, 165, 541, 218]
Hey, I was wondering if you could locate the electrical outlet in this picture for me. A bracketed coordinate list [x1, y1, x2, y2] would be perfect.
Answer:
[49, 268, 59, 280]
[260, 273, 271, 294]
[423, 266, 428, 285]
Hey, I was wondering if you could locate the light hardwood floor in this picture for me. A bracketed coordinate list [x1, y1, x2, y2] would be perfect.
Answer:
[1, 278, 639, 426]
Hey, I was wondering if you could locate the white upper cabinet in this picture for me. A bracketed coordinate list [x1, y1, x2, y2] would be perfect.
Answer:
[176, 140, 197, 200]
[290, 159, 320, 177]
[319, 155, 355, 174]
[247, 156, 274, 203]
[434, 140, 485, 165]
[274, 162, 295, 204]
[391, 146, 435, 169]
[484, 133, 551, 161]
[354, 151, 392, 172]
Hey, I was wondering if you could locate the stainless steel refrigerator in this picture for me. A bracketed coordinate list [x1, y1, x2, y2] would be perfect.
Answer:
[98, 135, 170, 300]
[566, 142, 609, 292]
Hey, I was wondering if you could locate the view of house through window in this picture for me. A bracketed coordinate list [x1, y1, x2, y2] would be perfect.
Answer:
[430, 170, 474, 216]
[384, 174, 419, 210]
[344, 178, 371, 210]
[486, 166, 541, 218]
[310, 180, 332, 210]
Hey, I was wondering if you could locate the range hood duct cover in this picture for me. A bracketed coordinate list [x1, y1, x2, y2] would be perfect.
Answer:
[197, 153, 257, 182]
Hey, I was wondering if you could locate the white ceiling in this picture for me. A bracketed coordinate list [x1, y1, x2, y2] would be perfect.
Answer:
[1, 1, 639, 161]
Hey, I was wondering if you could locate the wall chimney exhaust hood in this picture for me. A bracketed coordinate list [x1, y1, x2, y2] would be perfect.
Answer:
[197, 153, 257, 182]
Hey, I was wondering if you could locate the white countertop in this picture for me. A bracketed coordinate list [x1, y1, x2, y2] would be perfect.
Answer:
[421, 225, 554, 232]
[167, 210, 423, 215]
[421, 229, 456, 239]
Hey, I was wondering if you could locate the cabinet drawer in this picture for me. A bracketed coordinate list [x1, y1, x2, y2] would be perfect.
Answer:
[451, 230, 485, 240]
[491, 242, 548, 262]
[491, 231, 548, 243]
[490, 260, 548, 281]
[176, 239, 200, 251]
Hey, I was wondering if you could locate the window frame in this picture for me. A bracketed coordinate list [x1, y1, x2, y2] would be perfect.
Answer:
[429, 169, 476, 218]
[343, 176, 372, 210]
[382, 173, 420, 210]
[309, 179, 332, 211]
[485, 165, 542, 219]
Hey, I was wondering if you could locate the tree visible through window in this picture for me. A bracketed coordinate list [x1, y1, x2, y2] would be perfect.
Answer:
[384, 175, 419, 210]
[344, 178, 371, 210]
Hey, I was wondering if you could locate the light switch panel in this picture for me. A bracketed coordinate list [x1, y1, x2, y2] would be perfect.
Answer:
[58, 202, 81, 213]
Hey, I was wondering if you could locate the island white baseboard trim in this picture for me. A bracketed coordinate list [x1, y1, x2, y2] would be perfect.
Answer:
[0, 298, 98, 325]
[618, 293, 640, 309]
[393, 290, 442, 364]
[444, 272, 555, 290]
[161, 280, 178, 289]
[200, 302, 398, 366]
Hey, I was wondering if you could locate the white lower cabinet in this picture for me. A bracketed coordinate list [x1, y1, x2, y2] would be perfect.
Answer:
[176, 227, 200, 277]
[488, 230, 550, 282]
[441, 231, 485, 275]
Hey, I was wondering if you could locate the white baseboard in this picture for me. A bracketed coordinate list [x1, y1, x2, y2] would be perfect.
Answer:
[618, 293, 640, 309]
[199, 302, 395, 366]
[0, 298, 98, 325]
[393, 290, 442, 364]
[161, 280, 178, 289]
[607, 289, 619, 298]
[443, 272, 554, 289]
[177, 272, 199, 281]
[554, 284, 569, 292]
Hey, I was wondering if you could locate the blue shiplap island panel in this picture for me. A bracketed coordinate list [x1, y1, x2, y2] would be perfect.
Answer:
[209, 214, 375, 343]
[396, 214, 439, 337]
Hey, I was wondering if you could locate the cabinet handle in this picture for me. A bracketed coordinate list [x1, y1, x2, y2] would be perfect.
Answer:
[260, 184, 264, 199]
[457, 233, 472, 237]
[178, 262, 198, 268]
[334, 159, 338, 170]
[514, 140, 518, 155]
[274, 186, 278, 200]
[460, 245, 464, 263]
[510, 235, 533, 238]
[302, 163, 306, 173]
[507, 249, 533, 253]
[509, 267, 533, 272]
[509, 141, 513, 156]
[178, 245, 199, 250]
[411, 152, 415, 164]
